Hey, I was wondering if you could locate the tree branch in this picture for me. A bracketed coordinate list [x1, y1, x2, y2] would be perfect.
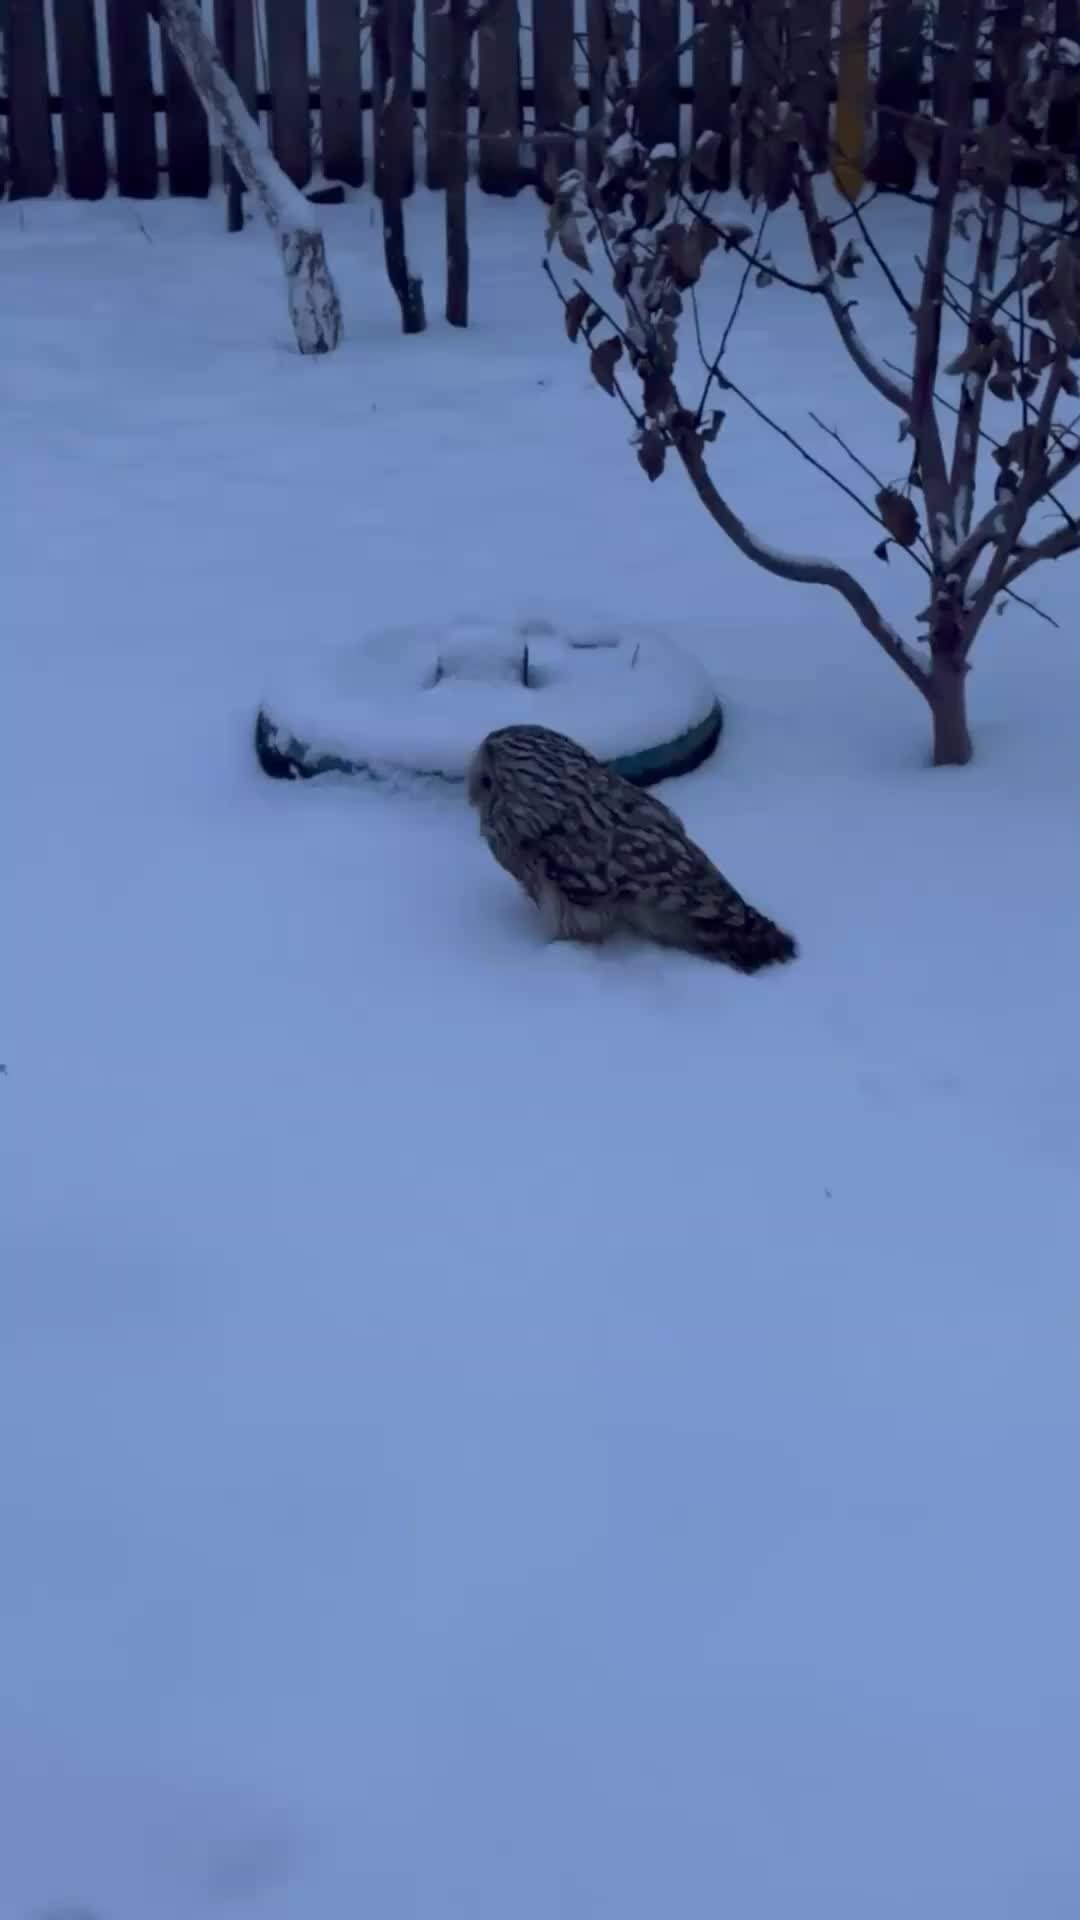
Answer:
[948, 191, 1008, 539]
[909, 4, 982, 564]
[672, 423, 931, 698]
[1001, 518, 1080, 589]
[721, 374, 929, 564]
[967, 351, 1070, 634]
[791, 168, 912, 412]
[693, 207, 769, 426]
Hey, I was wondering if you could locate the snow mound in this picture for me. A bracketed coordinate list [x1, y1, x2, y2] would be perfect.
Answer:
[258, 614, 720, 780]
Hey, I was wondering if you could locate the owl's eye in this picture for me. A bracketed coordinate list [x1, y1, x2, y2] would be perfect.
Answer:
[479, 773, 493, 791]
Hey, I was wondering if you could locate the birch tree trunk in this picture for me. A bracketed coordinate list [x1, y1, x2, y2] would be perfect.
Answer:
[154, 0, 344, 354]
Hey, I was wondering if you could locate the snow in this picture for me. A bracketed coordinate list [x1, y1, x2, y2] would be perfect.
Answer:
[3, 187, 1080, 1920]
[261, 616, 719, 775]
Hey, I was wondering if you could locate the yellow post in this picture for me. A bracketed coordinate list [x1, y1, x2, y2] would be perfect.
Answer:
[833, 0, 870, 200]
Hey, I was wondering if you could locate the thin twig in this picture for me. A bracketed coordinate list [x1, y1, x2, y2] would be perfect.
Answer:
[720, 375, 931, 573]
[678, 191, 821, 296]
[807, 410, 935, 566]
[883, 353, 1078, 532]
[543, 259, 641, 426]
[693, 207, 769, 427]
[830, 168, 915, 318]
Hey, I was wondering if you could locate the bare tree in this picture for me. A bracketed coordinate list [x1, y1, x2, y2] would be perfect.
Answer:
[372, 0, 427, 334]
[152, 0, 343, 354]
[546, 0, 1080, 766]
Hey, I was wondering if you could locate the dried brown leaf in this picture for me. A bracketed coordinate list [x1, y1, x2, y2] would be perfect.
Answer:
[700, 409, 725, 443]
[1002, 425, 1036, 467]
[836, 240, 863, 280]
[944, 341, 994, 377]
[749, 132, 796, 213]
[662, 221, 714, 290]
[693, 132, 727, 184]
[1027, 283, 1056, 323]
[589, 335, 623, 396]
[1018, 246, 1047, 289]
[637, 427, 667, 482]
[717, 222, 753, 253]
[1028, 328, 1054, 374]
[645, 154, 676, 226]
[556, 210, 591, 272]
[875, 486, 920, 548]
[642, 367, 676, 418]
[564, 289, 592, 343]
[987, 370, 1016, 402]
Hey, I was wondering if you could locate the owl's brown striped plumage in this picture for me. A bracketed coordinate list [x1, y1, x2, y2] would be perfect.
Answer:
[467, 724, 797, 972]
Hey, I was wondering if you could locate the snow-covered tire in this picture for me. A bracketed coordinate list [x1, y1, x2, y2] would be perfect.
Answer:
[254, 616, 723, 791]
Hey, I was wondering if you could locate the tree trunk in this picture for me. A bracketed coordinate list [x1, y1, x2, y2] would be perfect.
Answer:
[217, 0, 244, 233]
[373, 0, 427, 334]
[928, 655, 973, 767]
[154, 0, 343, 353]
[445, 0, 470, 327]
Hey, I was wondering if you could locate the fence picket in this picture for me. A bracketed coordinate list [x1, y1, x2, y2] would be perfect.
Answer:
[316, 0, 364, 184]
[6, 0, 56, 196]
[585, 0, 609, 181]
[53, 0, 107, 197]
[372, 0, 415, 195]
[790, 0, 831, 172]
[105, 0, 158, 197]
[875, 1, 924, 192]
[638, 0, 678, 154]
[739, 0, 784, 198]
[690, 0, 731, 190]
[265, 0, 311, 185]
[1, 2, 1042, 207]
[162, 30, 211, 195]
[533, 0, 575, 191]
[477, 0, 522, 194]
[1050, 0, 1080, 154]
[424, 0, 452, 188]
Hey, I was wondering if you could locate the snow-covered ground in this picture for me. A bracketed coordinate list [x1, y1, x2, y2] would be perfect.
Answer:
[3, 186, 1079, 1920]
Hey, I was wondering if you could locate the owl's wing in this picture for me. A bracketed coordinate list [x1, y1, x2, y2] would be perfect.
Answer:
[522, 817, 620, 910]
[606, 782, 750, 909]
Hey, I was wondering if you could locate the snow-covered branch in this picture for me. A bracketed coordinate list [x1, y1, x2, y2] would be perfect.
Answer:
[673, 424, 931, 697]
[791, 170, 911, 412]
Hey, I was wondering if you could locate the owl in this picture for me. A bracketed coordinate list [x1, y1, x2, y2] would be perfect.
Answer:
[467, 724, 797, 972]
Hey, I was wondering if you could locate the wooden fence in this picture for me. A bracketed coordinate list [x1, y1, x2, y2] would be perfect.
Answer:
[0, 1, 1076, 205]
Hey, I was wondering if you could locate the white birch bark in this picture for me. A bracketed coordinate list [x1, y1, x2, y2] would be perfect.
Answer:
[157, 0, 344, 355]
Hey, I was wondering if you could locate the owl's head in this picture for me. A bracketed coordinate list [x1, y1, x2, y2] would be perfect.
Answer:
[466, 736, 498, 817]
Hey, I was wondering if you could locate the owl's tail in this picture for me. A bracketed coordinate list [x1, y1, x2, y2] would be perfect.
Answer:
[631, 896, 797, 972]
[695, 903, 798, 973]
